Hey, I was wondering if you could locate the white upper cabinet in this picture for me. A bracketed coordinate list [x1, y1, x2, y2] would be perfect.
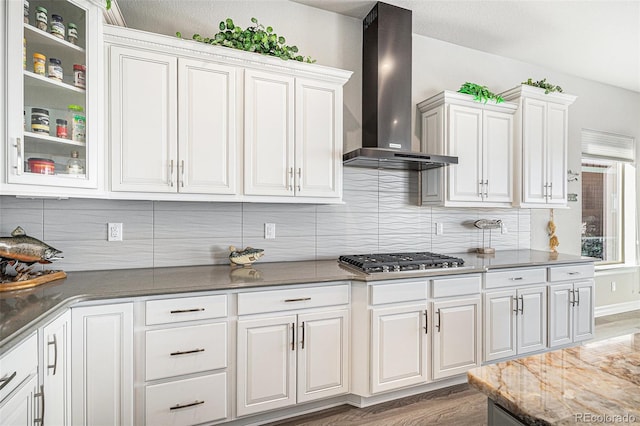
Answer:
[500, 85, 576, 207]
[418, 91, 517, 207]
[104, 25, 350, 202]
[3, 0, 103, 196]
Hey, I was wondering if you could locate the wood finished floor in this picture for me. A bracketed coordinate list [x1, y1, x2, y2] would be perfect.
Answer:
[267, 310, 640, 426]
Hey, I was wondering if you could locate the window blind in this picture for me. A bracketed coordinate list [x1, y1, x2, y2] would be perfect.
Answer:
[581, 129, 635, 162]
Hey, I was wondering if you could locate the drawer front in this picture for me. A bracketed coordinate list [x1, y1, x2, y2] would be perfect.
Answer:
[146, 323, 227, 381]
[370, 280, 427, 305]
[485, 268, 547, 289]
[0, 333, 37, 401]
[146, 294, 227, 325]
[237, 283, 349, 315]
[548, 264, 595, 282]
[431, 274, 481, 298]
[146, 372, 227, 426]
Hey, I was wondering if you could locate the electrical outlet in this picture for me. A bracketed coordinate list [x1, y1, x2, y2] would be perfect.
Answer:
[435, 222, 444, 235]
[611, 281, 616, 292]
[501, 223, 508, 234]
[108, 223, 123, 241]
[264, 223, 276, 239]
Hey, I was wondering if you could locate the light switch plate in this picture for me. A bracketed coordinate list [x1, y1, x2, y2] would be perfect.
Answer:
[264, 223, 276, 239]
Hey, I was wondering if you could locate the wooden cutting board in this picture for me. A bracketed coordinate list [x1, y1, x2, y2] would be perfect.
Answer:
[0, 271, 67, 292]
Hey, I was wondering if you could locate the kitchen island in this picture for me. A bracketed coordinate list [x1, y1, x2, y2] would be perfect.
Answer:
[467, 332, 640, 425]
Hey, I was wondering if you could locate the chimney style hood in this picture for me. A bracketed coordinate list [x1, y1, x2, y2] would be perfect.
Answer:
[343, 2, 458, 171]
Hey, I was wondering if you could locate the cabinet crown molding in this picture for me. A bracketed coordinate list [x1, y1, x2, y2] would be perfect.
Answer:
[499, 85, 577, 105]
[103, 25, 352, 85]
[417, 90, 518, 114]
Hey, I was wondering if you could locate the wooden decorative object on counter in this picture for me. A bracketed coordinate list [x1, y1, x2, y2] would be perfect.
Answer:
[0, 270, 67, 292]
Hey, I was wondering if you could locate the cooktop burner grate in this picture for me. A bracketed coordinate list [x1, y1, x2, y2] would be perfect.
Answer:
[339, 252, 465, 273]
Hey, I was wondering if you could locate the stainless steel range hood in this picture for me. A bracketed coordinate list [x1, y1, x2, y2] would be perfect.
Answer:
[343, 2, 458, 171]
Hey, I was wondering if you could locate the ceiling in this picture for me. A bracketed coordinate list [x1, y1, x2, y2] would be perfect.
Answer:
[291, 0, 640, 93]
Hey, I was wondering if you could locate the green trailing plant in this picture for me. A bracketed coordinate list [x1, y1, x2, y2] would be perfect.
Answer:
[177, 17, 315, 63]
[522, 78, 563, 94]
[457, 82, 504, 103]
[106, 0, 111, 10]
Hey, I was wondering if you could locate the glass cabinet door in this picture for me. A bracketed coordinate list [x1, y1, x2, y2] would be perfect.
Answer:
[6, 0, 100, 189]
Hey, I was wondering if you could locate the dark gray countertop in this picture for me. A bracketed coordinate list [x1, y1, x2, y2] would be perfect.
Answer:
[0, 250, 594, 355]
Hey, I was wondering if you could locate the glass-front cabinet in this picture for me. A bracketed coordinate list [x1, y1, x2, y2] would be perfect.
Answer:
[4, 0, 102, 191]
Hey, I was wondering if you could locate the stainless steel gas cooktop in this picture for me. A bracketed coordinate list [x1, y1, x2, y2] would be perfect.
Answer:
[338, 252, 465, 274]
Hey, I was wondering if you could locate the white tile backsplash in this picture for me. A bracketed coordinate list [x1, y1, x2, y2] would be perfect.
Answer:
[0, 170, 531, 271]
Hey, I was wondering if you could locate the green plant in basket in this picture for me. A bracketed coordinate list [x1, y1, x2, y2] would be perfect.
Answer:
[522, 78, 563, 94]
[177, 17, 315, 63]
[458, 82, 504, 103]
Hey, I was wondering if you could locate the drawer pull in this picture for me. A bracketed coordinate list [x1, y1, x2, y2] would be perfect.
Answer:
[48, 334, 58, 375]
[284, 297, 311, 303]
[170, 348, 205, 356]
[567, 271, 580, 275]
[0, 371, 17, 391]
[170, 308, 205, 314]
[170, 400, 205, 411]
[509, 277, 524, 281]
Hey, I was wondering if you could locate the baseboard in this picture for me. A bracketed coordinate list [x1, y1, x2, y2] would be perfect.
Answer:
[595, 300, 640, 317]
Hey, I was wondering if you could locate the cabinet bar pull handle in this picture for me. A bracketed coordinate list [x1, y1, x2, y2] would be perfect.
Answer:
[291, 322, 295, 351]
[297, 168, 302, 192]
[170, 308, 205, 314]
[543, 183, 549, 199]
[484, 180, 489, 197]
[301, 321, 306, 349]
[513, 296, 519, 315]
[169, 160, 175, 187]
[34, 385, 45, 424]
[424, 310, 428, 334]
[284, 297, 311, 302]
[510, 277, 524, 281]
[47, 334, 58, 375]
[436, 309, 441, 332]
[519, 295, 524, 314]
[548, 182, 553, 197]
[288, 167, 294, 191]
[170, 400, 205, 411]
[180, 160, 185, 187]
[170, 348, 205, 356]
[478, 181, 483, 198]
[570, 289, 575, 307]
[0, 371, 17, 391]
[575, 288, 580, 306]
[15, 138, 23, 175]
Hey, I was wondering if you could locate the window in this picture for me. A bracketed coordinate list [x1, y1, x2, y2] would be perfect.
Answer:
[581, 129, 636, 265]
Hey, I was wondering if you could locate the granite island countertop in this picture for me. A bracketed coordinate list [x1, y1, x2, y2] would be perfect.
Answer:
[1, 250, 594, 355]
[467, 333, 640, 425]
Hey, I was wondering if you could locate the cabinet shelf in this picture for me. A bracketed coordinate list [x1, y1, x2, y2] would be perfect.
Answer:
[24, 131, 87, 148]
[24, 70, 85, 94]
[25, 23, 85, 55]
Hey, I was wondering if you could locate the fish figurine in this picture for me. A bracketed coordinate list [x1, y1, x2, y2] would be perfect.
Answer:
[0, 227, 63, 265]
[229, 246, 264, 267]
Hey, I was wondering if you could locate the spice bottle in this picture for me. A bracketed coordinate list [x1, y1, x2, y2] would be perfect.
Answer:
[31, 108, 50, 134]
[48, 58, 63, 81]
[56, 119, 68, 138]
[33, 53, 46, 75]
[68, 105, 86, 142]
[50, 14, 65, 39]
[66, 151, 84, 175]
[67, 23, 78, 44]
[35, 6, 47, 31]
[24, 0, 29, 24]
[73, 64, 86, 88]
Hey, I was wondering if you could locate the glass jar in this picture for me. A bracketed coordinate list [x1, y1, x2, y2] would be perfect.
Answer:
[50, 14, 65, 39]
[67, 151, 84, 175]
[73, 64, 86, 88]
[33, 52, 45, 75]
[24, 0, 29, 24]
[35, 6, 47, 31]
[67, 23, 78, 45]
[31, 108, 50, 134]
[56, 119, 68, 139]
[48, 58, 63, 81]
[68, 105, 86, 143]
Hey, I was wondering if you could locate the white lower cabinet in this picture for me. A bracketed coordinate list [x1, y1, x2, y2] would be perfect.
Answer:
[0, 333, 40, 426]
[549, 280, 595, 347]
[370, 304, 429, 393]
[236, 284, 349, 417]
[431, 296, 481, 379]
[0, 375, 39, 426]
[484, 285, 547, 362]
[71, 303, 134, 426]
[41, 310, 71, 426]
